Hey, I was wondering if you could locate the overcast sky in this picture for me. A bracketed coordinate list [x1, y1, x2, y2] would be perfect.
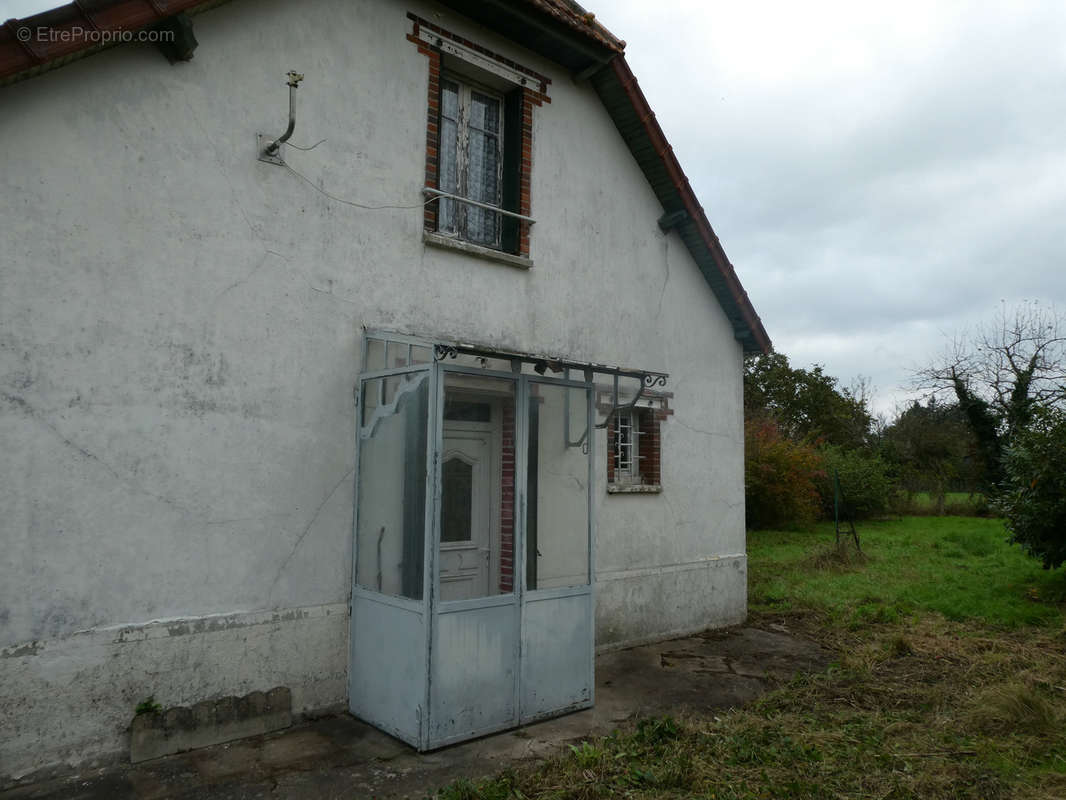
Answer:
[5, 0, 1066, 417]
[596, 0, 1066, 416]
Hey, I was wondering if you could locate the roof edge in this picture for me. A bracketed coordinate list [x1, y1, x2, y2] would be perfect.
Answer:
[605, 56, 771, 354]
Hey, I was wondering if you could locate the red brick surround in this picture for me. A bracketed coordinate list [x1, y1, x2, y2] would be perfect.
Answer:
[605, 399, 673, 488]
[407, 14, 549, 258]
[499, 398, 516, 592]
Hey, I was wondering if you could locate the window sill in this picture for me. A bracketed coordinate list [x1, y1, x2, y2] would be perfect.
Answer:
[607, 484, 662, 495]
[423, 232, 533, 270]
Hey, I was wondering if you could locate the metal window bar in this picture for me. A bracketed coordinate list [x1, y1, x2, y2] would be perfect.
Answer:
[614, 412, 637, 475]
[423, 187, 537, 225]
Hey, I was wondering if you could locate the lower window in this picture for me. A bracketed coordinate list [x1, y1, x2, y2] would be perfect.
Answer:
[607, 407, 662, 491]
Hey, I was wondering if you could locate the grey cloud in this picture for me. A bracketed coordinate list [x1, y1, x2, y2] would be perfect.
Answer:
[600, 1, 1066, 413]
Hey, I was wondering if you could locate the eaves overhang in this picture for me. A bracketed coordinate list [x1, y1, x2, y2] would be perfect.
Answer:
[0, 0, 226, 86]
[590, 56, 772, 354]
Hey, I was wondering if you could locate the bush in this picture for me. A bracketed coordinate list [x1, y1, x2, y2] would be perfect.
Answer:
[819, 445, 893, 520]
[999, 408, 1066, 569]
[745, 417, 825, 529]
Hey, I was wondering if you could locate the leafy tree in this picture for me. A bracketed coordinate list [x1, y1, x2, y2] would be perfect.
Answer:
[744, 416, 825, 530]
[880, 398, 979, 511]
[999, 408, 1066, 569]
[914, 301, 1066, 490]
[745, 352, 874, 450]
[818, 445, 894, 521]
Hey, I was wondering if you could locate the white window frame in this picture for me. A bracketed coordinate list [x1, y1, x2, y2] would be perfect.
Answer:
[438, 74, 505, 249]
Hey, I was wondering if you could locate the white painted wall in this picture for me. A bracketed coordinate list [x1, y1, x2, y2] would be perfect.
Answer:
[0, 0, 746, 782]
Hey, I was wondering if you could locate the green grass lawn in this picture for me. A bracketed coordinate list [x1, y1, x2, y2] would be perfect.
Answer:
[909, 491, 982, 508]
[894, 491, 988, 516]
[749, 516, 1066, 627]
[435, 518, 1066, 800]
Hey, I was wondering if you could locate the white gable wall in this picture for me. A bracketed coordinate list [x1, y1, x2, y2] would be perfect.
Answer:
[0, 0, 745, 781]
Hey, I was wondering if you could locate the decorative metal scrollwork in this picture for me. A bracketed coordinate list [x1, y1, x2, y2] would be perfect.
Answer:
[643, 374, 667, 388]
[433, 344, 458, 361]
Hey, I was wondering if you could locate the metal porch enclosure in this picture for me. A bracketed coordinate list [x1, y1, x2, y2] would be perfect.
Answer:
[349, 332, 660, 750]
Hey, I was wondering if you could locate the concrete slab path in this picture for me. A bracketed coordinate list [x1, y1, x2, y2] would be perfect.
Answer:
[1, 623, 827, 800]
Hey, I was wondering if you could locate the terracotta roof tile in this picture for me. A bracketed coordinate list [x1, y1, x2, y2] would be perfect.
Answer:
[518, 0, 625, 52]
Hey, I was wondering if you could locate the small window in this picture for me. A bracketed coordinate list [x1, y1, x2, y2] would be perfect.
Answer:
[607, 407, 662, 491]
[612, 411, 639, 482]
[443, 398, 492, 422]
[441, 457, 474, 543]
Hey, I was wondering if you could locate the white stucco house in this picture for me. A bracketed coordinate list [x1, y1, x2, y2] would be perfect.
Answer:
[0, 0, 770, 784]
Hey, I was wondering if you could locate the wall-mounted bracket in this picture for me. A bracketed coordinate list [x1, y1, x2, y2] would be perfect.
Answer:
[258, 70, 304, 166]
[256, 133, 286, 166]
[657, 209, 689, 232]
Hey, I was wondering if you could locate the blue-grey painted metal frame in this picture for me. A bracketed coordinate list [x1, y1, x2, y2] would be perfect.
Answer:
[428, 364, 522, 747]
[351, 331, 597, 751]
[517, 377, 595, 724]
[348, 356, 437, 750]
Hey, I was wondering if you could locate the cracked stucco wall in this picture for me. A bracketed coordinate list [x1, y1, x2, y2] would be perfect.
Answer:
[0, 0, 745, 782]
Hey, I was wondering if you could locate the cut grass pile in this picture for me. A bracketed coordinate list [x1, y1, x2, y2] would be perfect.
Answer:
[434, 518, 1066, 799]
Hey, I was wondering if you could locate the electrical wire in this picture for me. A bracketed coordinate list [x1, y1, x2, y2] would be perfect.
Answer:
[285, 138, 328, 151]
[282, 162, 438, 210]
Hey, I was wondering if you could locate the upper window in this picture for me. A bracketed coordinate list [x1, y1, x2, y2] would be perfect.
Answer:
[407, 13, 551, 262]
[439, 77, 504, 249]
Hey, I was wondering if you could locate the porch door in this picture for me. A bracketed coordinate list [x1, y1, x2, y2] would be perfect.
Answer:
[426, 370, 594, 747]
[428, 372, 520, 747]
[520, 379, 594, 722]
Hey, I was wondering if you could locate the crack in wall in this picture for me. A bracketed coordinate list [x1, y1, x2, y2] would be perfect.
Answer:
[1, 392, 196, 515]
[269, 466, 355, 596]
[2, 392, 303, 528]
[673, 418, 733, 440]
[215, 249, 288, 301]
[309, 286, 358, 305]
[656, 234, 670, 322]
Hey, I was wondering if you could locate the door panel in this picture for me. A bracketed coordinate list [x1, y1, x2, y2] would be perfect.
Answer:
[430, 600, 518, 745]
[439, 428, 492, 601]
[350, 596, 427, 743]
[521, 590, 593, 720]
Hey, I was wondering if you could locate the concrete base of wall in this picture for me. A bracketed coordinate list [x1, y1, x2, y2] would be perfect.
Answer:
[595, 554, 747, 649]
[0, 604, 348, 788]
[2, 557, 747, 786]
[130, 686, 293, 763]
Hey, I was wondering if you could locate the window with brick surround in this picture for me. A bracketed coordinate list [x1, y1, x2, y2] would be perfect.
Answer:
[607, 407, 662, 490]
[407, 13, 550, 259]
